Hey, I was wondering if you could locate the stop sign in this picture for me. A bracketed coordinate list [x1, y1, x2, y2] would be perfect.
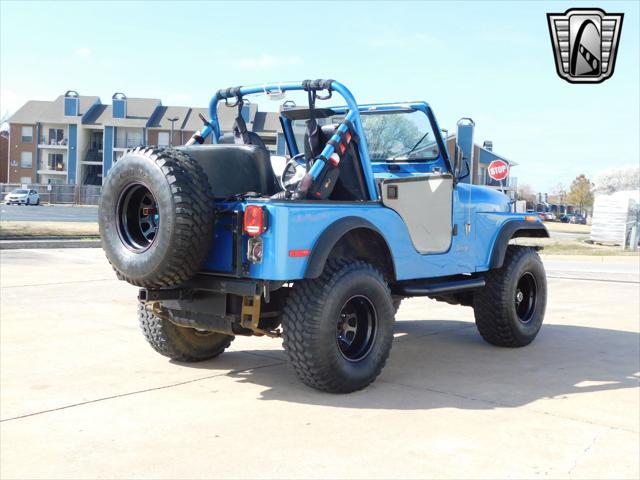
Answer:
[487, 159, 509, 181]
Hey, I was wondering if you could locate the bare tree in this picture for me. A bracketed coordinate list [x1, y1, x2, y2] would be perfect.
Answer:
[360, 115, 420, 159]
[516, 183, 535, 202]
[594, 167, 640, 194]
[0, 111, 11, 133]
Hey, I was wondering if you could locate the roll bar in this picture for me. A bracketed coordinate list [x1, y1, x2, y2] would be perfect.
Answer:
[196, 79, 378, 201]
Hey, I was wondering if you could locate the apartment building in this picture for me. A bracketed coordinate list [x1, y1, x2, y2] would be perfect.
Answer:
[6, 92, 282, 186]
[6, 91, 101, 185]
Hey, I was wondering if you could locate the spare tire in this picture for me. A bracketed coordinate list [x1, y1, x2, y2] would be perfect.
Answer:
[99, 147, 215, 288]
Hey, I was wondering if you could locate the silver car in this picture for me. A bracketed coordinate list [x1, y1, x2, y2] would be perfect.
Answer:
[4, 189, 40, 206]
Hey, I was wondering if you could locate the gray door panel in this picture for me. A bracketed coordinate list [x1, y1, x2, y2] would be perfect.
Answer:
[381, 174, 453, 254]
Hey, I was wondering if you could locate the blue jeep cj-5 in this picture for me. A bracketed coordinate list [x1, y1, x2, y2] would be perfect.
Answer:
[99, 80, 549, 392]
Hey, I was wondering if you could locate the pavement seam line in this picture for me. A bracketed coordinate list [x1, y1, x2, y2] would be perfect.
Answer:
[0, 361, 286, 423]
[379, 379, 639, 435]
[567, 433, 599, 475]
[547, 275, 639, 285]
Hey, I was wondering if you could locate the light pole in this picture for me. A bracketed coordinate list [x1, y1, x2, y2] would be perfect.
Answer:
[167, 117, 179, 146]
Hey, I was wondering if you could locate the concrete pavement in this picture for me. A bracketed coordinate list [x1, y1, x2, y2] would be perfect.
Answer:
[0, 249, 638, 479]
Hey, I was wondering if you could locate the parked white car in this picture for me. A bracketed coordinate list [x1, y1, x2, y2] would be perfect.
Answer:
[4, 189, 40, 206]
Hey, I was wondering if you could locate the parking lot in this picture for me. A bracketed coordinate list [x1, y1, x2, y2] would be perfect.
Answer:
[0, 204, 98, 223]
[1, 249, 638, 479]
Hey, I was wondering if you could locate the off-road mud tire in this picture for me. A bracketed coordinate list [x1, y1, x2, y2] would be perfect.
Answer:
[99, 147, 214, 288]
[473, 246, 547, 347]
[282, 259, 395, 393]
[138, 303, 233, 361]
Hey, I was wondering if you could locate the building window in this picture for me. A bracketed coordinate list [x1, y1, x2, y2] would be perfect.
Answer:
[20, 152, 33, 168]
[21, 126, 33, 143]
[46, 153, 65, 171]
[158, 132, 170, 146]
[47, 128, 65, 145]
[115, 128, 143, 148]
[20, 176, 32, 185]
[478, 167, 487, 184]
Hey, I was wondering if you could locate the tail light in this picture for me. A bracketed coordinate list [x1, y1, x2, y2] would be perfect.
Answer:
[243, 205, 268, 236]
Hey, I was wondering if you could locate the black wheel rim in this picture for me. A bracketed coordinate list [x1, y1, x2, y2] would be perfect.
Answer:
[515, 272, 537, 323]
[116, 183, 159, 253]
[336, 295, 377, 362]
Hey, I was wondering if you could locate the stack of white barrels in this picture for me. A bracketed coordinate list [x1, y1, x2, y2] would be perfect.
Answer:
[591, 190, 640, 248]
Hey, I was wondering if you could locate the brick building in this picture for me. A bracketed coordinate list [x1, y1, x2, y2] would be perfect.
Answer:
[0, 131, 8, 183]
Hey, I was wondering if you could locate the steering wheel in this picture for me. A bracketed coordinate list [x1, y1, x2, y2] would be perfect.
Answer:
[280, 153, 307, 191]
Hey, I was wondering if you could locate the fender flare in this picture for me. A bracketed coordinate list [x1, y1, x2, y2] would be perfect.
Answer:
[489, 220, 549, 269]
[304, 216, 396, 279]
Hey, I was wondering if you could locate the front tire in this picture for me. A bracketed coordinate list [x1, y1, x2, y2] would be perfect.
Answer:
[473, 246, 547, 347]
[138, 303, 233, 361]
[282, 259, 395, 393]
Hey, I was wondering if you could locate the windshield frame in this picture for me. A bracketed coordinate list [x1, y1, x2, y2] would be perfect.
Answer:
[283, 102, 451, 172]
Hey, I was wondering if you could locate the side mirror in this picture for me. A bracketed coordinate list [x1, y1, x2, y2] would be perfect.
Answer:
[453, 144, 470, 181]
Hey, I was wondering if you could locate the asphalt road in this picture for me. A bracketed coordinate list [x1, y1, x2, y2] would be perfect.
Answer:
[0, 204, 98, 222]
[0, 250, 638, 479]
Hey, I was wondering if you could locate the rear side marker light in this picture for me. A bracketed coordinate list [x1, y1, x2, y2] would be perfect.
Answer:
[289, 249, 310, 257]
[243, 205, 268, 236]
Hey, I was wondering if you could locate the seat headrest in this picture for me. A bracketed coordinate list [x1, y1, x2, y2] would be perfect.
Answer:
[303, 123, 339, 159]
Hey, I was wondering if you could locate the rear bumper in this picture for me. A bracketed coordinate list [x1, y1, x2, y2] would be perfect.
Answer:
[138, 274, 270, 302]
[138, 274, 285, 336]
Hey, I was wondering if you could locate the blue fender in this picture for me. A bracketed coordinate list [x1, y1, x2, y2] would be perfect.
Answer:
[489, 220, 549, 269]
[304, 216, 396, 279]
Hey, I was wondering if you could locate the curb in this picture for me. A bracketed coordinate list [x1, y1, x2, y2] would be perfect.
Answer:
[0, 239, 101, 250]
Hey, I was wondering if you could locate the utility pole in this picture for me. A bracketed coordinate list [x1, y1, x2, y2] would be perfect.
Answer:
[167, 117, 179, 146]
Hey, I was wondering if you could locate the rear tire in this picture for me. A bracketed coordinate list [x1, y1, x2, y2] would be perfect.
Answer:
[473, 246, 547, 347]
[392, 295, 403, 314]
[138, 303, 233, 361]
[99, 147, 215, 288]
[282, 259, 395, 393]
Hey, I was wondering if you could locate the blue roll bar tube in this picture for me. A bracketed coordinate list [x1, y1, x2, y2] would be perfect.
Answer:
[198, 80, 378, 201]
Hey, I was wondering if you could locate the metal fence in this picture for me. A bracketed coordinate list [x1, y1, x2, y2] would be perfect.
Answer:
[0, 183, 102, 205]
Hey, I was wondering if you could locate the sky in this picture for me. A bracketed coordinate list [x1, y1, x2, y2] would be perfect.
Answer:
[0, 0, 638, 193]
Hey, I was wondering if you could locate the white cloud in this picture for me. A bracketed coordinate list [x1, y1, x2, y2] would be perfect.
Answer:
[74, 47, 91, 58]
[232, 54, 301, 70]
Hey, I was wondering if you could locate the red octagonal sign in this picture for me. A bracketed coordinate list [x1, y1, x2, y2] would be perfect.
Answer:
[487, 159, 509, 181]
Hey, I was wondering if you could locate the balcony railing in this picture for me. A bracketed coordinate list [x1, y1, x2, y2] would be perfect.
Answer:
[114, 139, 144, 149]
[39, 137, 68, 147]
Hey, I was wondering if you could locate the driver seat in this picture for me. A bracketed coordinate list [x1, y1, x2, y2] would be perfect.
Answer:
[303, 124, 368, 201]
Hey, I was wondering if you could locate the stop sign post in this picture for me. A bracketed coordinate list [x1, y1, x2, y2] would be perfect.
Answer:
[487, 159, 509, 193]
